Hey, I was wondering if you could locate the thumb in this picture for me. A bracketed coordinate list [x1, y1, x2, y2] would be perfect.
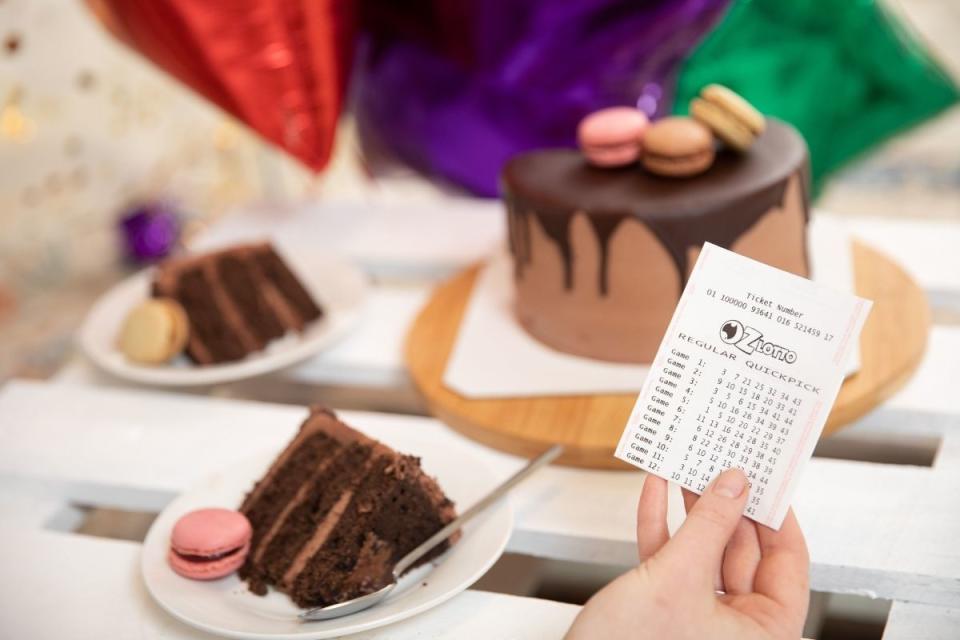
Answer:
[657, 468, 749, 589]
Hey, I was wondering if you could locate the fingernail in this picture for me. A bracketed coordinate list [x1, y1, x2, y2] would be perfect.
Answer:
[713, 469, 746, 498]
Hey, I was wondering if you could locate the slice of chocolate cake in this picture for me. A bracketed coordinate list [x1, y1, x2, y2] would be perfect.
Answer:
[152, 242, 323, 364]
[239, 407, 458, 608]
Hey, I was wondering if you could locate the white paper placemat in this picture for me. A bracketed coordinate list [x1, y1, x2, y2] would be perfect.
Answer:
[443, 215, 858, 398]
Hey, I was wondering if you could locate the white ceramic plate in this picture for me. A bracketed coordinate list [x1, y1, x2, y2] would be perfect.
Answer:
[79, 248, 368, 386]
[142, 431, 512, 639]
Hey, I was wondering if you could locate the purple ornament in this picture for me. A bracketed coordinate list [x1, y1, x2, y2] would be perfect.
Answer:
[355, 0, 731, 196]
[118, 201, 180, 263]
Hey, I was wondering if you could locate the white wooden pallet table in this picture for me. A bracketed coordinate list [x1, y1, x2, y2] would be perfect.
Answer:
[1, 381, 959, 634]
[0, 527, 579, 639]
[27, 213, 960, 636]
[55, 324, 960, 434]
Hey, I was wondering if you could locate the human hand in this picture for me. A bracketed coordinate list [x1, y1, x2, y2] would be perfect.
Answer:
[565, 468, 809, 640]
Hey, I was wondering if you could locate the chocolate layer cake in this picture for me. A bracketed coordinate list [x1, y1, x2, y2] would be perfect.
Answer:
[152, 242, 323, 364]
[239, 407, 458, 608]
[502, 119, 809, 363]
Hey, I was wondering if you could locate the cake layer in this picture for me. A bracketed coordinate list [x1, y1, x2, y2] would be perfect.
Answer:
[250, 244, 323, 330]
[217, 253, 286, 344]
[154, 264, 253, 364]
[289, 453, 455, 607]
[239, 408, 458, 608]
[501, 119, 810, 363]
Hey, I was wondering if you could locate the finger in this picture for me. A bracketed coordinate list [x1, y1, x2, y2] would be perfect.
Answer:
[636, 474, 670, 562]
[722, 517, 761, 595]
[660, 468, 750, 590]
[754, 508, 810, 617]
[681, 488, 725, 592]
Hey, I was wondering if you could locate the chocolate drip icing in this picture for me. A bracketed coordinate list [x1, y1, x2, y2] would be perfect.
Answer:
[642, 177, 789, 279]
[506, 179, 792, 295]
[536, 211, 575, 289]
[502, 119, 808, 295]
[504, 205, 630, 295]
[587, 215, 628, 295]
[506, 204, 532, 280]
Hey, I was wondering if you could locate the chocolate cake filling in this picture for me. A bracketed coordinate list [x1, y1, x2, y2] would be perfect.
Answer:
[289, 455, 455, 608]
[255, 442, 373, 587]
[253, 247, 323, 324]
[175, 268, 247, 363]
[241, 431, 343, 560]
[218, 255, 286, 343]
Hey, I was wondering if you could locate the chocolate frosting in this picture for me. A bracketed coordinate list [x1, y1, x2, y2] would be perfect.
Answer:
[502, 119, 809, 292]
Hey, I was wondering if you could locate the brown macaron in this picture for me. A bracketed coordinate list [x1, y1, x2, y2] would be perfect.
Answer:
[118, 298, 190, 364]
[641, 117, 715, 177]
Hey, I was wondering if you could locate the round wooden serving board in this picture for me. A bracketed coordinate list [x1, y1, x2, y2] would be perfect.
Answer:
[405, 242, 930, 469]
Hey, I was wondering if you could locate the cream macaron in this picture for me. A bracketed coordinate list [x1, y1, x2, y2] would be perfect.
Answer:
[118, 298, 190, 364]
[690, 84, 765, 152]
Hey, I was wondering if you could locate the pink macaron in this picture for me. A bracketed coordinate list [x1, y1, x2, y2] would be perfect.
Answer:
[168, 508, 252, 580]
[577, 107, 650, 167]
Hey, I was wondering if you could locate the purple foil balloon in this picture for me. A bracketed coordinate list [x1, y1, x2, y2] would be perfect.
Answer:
[355, 0, 731, 196]
[119, 201, 181, 263]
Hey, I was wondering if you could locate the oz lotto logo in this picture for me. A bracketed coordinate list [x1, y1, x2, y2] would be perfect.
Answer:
[719, 320, 797, 364]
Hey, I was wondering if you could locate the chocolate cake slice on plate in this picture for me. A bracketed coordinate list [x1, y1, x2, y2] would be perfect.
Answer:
[238, 407, 459, 608]
[152, 242, 323, 364]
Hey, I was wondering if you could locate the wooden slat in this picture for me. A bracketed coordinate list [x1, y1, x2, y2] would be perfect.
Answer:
[284, 286, 429, 388]
[838, 325, 960, 464]
[841, 216, 960, 294]
[884, 327, 960, 418]
[883, 602, 960, 640]
[0, 526, 579, 639]
[2, 381, 960, 608]
[55, 326, 960, 429]
[0, 486, 73, 531]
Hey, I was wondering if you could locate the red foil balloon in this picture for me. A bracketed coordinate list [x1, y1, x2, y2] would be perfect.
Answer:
[87, 0, 357, 172]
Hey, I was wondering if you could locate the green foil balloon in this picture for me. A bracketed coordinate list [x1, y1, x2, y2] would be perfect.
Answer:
[673, 0, 958, 195]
